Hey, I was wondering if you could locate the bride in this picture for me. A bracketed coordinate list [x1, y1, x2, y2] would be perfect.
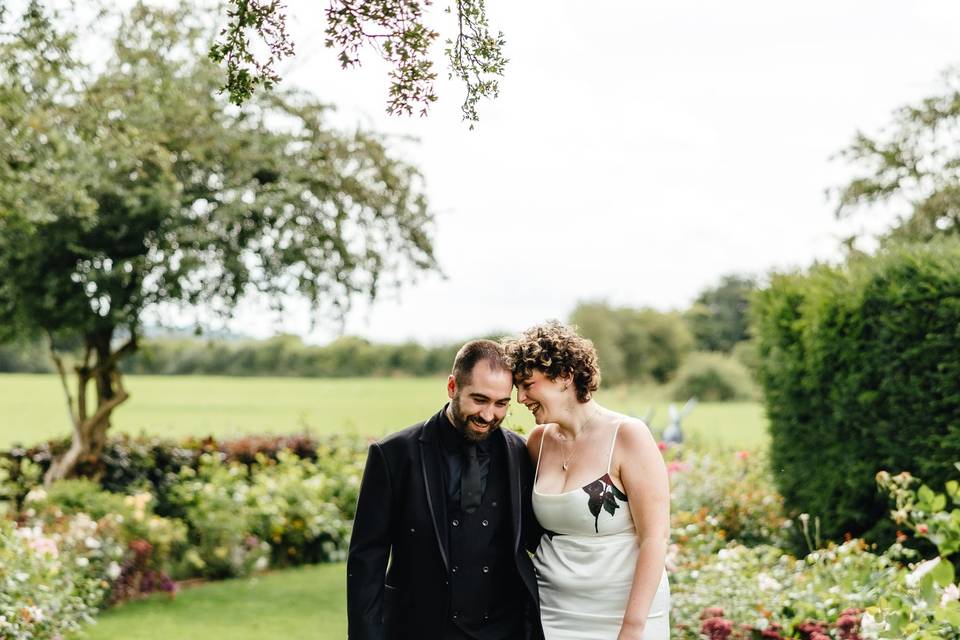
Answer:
[504, 321, 670, 640]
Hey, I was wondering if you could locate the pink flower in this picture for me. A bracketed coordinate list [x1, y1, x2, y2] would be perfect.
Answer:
[28, 537, 58, 558]
[667, 461, 689, 475]
[657, 441, 668, 452]
[735, 450, 750, 460]
[917, 524, 929, 534]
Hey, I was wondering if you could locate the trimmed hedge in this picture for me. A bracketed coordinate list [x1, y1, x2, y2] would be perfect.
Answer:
[752, 241, 960, 548]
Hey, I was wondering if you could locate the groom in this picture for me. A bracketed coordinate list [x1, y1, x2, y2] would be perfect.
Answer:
[347, 340, 543, 640]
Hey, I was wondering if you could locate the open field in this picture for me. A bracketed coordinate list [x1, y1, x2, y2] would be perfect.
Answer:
[71, 563, 346, 640]
[0, 373, 768, 450]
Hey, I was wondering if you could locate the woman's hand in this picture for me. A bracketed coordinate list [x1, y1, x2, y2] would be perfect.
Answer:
[617, 619, 646, 640]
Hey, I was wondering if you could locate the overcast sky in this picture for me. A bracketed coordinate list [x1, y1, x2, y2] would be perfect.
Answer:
[169, 1, 960, 345]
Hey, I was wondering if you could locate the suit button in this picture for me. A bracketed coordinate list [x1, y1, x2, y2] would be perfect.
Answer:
[482, 566, 489, 574]
[452, 519, 460, 527]
[481, 519, 489, 526]
[409, 528, 415, 533]
[452, 611, 459, 620]
[492, 501, 498, 507]
[483, 613, 489, 621]
[452, 566, 459, 573]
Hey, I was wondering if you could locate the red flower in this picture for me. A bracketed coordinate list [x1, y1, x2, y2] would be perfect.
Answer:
[657, 441, 668, 452]
[701, 617, 734, 640]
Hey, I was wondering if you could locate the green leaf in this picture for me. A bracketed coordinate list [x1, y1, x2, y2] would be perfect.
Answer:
[930, 557, 955, 587]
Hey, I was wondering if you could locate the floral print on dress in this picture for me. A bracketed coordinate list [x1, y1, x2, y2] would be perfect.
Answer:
[583, 473, 628, 533]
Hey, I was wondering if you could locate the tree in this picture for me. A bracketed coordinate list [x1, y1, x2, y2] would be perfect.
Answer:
[685, 274, 757, 353]
[570, 302, 693, 385]
[209, 0, 507, 124]
[0, 1, 436, 482]
[836, 66, 960, 244]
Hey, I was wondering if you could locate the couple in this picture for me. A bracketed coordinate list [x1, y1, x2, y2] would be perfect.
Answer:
[346, 322, 670, 640]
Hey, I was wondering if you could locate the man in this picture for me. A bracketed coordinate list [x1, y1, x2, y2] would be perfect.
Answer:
[347, 340, 542, 640]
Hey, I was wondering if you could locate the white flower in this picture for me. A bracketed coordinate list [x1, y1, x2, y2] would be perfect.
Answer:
[106, 561, 122, 580]
[254, 556, 269, 572]
[84, 536, 101, 550]
[906, 557, 941, 588]
[24, 487, 47, 503]
[75, 556, 89, 568]
[859, 612, 886, 640]
[941, 583, 960, 607]
[757, 572, 779, 591]
[14, 572, 28, 582]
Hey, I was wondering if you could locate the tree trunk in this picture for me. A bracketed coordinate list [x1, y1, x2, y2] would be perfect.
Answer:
[44, 328, 135, 485]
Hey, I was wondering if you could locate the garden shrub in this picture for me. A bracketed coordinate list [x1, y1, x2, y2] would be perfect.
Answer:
[0, 514, 125, 638]
[752, 240, 960, 548]
[669, 351, 757, 402]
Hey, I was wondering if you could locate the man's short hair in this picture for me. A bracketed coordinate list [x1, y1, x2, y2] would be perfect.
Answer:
[452, 339, 509, 387]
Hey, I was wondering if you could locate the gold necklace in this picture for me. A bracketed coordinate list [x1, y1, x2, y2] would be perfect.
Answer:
[558, 407, 601, 471]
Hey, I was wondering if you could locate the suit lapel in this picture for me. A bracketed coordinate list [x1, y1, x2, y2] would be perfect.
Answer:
[502, 430, 523, 553]
[418, 412, 449, 571]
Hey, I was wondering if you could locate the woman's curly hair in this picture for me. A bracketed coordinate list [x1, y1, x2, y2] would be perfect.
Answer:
[502, 321, 601, 403]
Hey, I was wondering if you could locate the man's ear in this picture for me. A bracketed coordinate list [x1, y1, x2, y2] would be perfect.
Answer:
[447, 374, 457, 399]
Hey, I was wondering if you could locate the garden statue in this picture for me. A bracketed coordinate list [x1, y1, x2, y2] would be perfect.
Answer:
[662, 397, 697, 444]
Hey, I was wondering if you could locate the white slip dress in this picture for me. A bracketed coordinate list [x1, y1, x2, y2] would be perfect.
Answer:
[532, 424, 670, 640]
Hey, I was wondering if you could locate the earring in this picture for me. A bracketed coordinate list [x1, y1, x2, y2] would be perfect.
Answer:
[562, 384, 569, 392]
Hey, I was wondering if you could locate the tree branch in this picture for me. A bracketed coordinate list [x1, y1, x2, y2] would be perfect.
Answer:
[47, 332, 78, 430]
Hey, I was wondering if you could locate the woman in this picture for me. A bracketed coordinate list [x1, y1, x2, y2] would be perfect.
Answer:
[503, 321, 670, 640]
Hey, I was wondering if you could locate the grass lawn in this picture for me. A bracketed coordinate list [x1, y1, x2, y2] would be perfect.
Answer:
[0, 373, 768, 451]
[71, 563, 347, 640]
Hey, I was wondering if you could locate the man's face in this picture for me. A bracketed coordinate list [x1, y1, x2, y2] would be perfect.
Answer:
[447, 362, 513, 442]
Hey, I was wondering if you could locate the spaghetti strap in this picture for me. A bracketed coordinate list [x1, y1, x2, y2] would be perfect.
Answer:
[533, 424, 549, 484]
[605, 423, 622, 474]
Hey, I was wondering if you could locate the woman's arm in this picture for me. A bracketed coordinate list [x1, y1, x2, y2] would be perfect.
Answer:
[615, 419, 670, 640]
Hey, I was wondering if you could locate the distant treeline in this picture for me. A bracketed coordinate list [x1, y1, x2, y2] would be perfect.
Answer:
[0, 275, 757, 390]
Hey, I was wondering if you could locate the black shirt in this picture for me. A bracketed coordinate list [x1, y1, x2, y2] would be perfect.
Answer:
[437, 404, 493, 504]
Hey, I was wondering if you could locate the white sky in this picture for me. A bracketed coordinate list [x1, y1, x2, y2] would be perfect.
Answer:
[179, 1, 960, 344]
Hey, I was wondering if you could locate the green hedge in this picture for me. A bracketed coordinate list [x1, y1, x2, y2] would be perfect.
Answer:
[752, 241, 960, 547]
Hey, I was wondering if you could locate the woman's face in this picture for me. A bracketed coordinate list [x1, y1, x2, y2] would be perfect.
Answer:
[516, 369, 573, 424]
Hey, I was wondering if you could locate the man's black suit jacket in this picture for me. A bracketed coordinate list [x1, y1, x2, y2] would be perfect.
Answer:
[346, 408, 543, 640]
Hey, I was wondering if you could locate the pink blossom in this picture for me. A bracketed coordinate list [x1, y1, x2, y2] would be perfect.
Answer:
[657, 441, 668, 452]
[735, 450, 750, 460]
[28, 537, 58, 558]
[917, 523, 929, 534]
[667, 461, 689, 475]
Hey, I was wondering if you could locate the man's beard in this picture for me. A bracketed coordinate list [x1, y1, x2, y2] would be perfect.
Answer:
[449, 394, 503, 442]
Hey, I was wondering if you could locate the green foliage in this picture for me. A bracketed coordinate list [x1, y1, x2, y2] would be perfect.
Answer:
[119, 334, 461, 377]
[215, 0, 507, 123]
[669, 351, 757, 402]
[752, 241, 960, 548]
[878, 465, 960, 560]
[685, 274, 757, 353]
[836, 66, 960, 244]
[0, 1, 436, 345]
[169, 455, 271, 579]
[570, 301, 693, 385]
